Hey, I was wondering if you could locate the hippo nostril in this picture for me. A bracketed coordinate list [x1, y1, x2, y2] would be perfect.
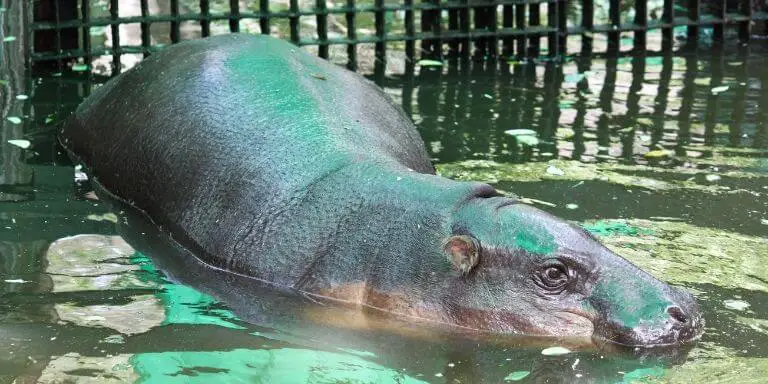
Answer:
[667, 306, 688, 324]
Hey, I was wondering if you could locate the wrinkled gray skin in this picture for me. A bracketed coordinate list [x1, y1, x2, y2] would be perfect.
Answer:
[59, 34, 703, 346]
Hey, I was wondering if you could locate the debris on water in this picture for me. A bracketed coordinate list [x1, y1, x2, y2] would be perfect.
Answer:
[447, 363, 455, 367]
[4, 279, 31, 283]
[44, 115, 55, 124]
[6, 116, 22, 125]
[711, 85, 729, 94]
[519, 197, 556, 207]
[504, 371, 531, 381]
[310, 73, 327, 80]
[7, 139, 30, 149]
[86, 213, 119, 223]
[564, 72, 587, 84]
[761, 219, 768, 226]
[546, 165, 565, 176]
[644, 149, 670, 159]
[572, 358, 580, 369]
[566, 203, 579, 210]
[434, 372, 443, 377]
[724, 299, 750, 311]
[504, 129, 537, 136]
[102, 334, 125, 344]
[416, 59, 443, 67]
[3, 36, 16, 42]
[705, 174, 721, 182]
[541, 346, 571, 356]
[15, 94, 28, 100]
[71, 64, 89, 72]
[694, 77, 711, 86]
[483, 93, 493, 99]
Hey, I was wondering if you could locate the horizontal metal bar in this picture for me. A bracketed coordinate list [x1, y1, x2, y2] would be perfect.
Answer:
[29, 0, 556, 31]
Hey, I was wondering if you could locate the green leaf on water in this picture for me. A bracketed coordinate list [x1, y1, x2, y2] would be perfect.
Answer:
[711, 85, 729, 94]
[15, 94, 28, 100]
[417, 59, 443, 67]
[564, 72, 586, 84]
[71, 64, 89, 72]
[516, 135, 539, 147]
[504, 129, 537, 136]
[644, 149, 670, 159]
[6, 116, 21, 125]
[694, 77, 710, 86]
[7, 139, 30, 149]
[3, 36, 15, 42]
[45, 115, 55, 124]
[504, 371, 531, 381]
[541, 346, 571, 356]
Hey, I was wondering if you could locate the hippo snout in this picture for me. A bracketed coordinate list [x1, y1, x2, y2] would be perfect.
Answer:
[594, 286, 704, 347]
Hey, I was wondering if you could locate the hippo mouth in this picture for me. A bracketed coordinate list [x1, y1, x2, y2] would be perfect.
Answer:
[592, 311, 705, 347]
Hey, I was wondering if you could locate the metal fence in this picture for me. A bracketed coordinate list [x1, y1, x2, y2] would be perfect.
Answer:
[25, 0, 768, 73]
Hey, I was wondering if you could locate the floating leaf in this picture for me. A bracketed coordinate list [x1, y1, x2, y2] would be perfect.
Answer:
[636, 117, 653, 126]
[6, 116, 21, 125]
[86, 213, 118, 223]
[504, 371, 531, 381]
[310, 73, 327, 80]
[15, 94, 28, 100]
[644, 149, 670, 159]
[507, 60, 520, 65]
[71, 64, 89, 72]
[44, 115, 55, 124]
[694, 77, 710, 86]
[541, 346, 571, 356]
[417, 59, 443, 67]
[4, 279, 30, 283]
[724, 299, 750, 311]
[3, 36, 16, 42]
[546, 165, 565, 176]
[504, 129, 537, 136]
[7, 139, 31, 149]
[564, 72, 586, 84]
[583, 31, 594, 38]
[516, 135, 539, 146]
[728, 61, 743, 66]
[711, 85, 729, 94]
[566, 203, 579, 210]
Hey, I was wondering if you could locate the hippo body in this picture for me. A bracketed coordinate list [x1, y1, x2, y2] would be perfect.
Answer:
[60, 34, 702, 346]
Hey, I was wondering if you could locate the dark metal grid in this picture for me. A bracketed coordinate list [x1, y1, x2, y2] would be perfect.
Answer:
[28, 0, 768, 69]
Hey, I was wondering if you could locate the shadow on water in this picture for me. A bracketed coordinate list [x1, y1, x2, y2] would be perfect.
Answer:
[1, 8, 767, 378]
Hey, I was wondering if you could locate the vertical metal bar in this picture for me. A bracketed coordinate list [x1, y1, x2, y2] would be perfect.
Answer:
[661, 0, 673, 51]
[449, 6, 459, 55]
[687, 0, 700, 46]
[200, 0, 211, 37]
[375, 0, 386, 66]
[110, 0, 120, 73]
[557, 0, 567, 55]
[713, 0, 725, 43]
[635, 0, 647, 52]
[53, 0, 61, 63]
[515, 2, 526, 57]
[81, 0, 91, 65]
[423, 0, 441, 59]
[675, 55, 698, 156]
[739, 0, 751, 42]
[546, 1, 558, 58]
[405, 0, 415, 63]
[459, 0, 470, 58]
[170, 0, 180, 42]
[608, 0, 620, 53]
[229, 0, 240, 32]
[289, 0, 300, 44]
[582, 0, 593, 54]
[528, 3, 540, 57]
[141, 0, 151, 56]
[346, 0, 357, 70]
[317, 0, 328, 58]
[473, 1, 489, 57]
[260, 0, 270, 35]
[502, 4, 514, 56]
[597, 58, 617, 158]
[488, 0, 498, 57]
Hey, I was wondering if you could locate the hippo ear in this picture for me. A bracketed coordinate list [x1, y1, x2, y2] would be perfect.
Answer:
[442, 235, 480, 275]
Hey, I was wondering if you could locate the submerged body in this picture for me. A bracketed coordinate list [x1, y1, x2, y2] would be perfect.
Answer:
[60, 34, 702, 346]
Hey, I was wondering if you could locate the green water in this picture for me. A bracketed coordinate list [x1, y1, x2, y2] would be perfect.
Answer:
[2, 30, 768, 384]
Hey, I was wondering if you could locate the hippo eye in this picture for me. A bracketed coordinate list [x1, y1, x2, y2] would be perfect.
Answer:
[535, 262, 570, 293]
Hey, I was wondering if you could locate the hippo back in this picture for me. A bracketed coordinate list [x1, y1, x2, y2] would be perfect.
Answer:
[59, 34, 436, 280]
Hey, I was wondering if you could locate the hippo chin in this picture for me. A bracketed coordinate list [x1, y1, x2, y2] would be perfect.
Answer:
[58, 34, 703, 347]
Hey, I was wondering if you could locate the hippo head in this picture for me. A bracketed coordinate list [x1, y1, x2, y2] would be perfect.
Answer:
[438, 196, 703, 347]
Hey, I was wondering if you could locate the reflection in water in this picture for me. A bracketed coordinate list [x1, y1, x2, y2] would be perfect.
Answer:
[1, 29, 767, 383]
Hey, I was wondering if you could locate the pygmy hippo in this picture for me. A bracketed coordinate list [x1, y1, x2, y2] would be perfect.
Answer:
[59, 34, 703, 346]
